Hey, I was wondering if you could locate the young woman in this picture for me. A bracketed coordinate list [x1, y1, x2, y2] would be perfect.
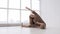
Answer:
[21, 7, 46, 29]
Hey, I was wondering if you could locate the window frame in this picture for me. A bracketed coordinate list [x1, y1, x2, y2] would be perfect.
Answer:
[0, 0, 40, 25]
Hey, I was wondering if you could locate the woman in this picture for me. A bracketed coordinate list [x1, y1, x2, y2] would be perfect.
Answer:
[21, 7, 46, 29]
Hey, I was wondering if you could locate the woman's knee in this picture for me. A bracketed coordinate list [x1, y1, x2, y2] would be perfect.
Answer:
[40, 23, 46, 29]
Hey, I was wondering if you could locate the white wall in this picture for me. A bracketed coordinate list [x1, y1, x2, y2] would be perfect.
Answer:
[40, 0, 60, 28]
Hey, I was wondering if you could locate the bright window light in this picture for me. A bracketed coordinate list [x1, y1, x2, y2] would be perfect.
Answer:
[9, 0, 20, 9]
[8, 10, 20, 24]
[21, 0, 30, 9]
[32, 0, 40, 10]
[0, 0, 40, 24]
[0, 9, 7, 24]
[0, 0, 7, 8]
[21, 10, 31, 23]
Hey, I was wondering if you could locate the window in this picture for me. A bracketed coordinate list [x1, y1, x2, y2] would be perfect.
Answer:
[9, 0, 20, 9]
[0, 0, 7, 8]
[0, 0, 40, 24]
[8, 10, 20, 24]
[0, 9, 7, 24]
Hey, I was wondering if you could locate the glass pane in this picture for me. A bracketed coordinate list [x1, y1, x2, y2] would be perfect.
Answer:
[9, 0, 20, 9]
[0, 0, 7, 8]
[0, 9, 7, 24]
[8, 10, 20, 24]
[32, 0, 40, 10]
[21, 0, 30, 9]
[21, 10, 31, 24]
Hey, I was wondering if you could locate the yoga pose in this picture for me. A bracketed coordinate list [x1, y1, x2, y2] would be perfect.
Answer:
[21, 7, 46, 29]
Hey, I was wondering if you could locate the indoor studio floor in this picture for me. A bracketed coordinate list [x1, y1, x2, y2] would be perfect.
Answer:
[0, 26, 60, 34]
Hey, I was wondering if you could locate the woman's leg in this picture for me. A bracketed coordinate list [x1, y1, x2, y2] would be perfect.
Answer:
[36, 22, 46, 29]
